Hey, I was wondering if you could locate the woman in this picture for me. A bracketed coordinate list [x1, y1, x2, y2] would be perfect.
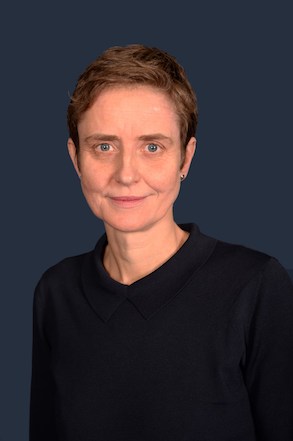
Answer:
[30, 45, 293, 440]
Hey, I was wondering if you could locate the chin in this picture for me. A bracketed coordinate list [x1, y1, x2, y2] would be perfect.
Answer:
[89, 202, 174, 234]
[101, 211, 171, 234]
[103, 219, 155, 234]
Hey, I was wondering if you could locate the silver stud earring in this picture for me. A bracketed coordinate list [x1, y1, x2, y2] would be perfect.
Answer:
[180, 174, 185, 181]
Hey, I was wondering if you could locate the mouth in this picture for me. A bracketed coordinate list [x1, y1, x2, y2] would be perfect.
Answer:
[109, 196, 147, 208]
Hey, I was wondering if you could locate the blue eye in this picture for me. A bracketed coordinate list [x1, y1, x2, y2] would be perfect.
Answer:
[99, 143, 111, 151]
[147, 143, 158, 152]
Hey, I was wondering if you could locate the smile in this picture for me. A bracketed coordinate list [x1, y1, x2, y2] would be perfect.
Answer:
[109, 196, 147, 208]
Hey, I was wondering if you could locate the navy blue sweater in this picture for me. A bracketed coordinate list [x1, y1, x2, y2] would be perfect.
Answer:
[30, 224, 293, 440]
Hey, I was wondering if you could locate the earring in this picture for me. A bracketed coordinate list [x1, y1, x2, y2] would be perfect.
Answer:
[180, 174, 185, 181]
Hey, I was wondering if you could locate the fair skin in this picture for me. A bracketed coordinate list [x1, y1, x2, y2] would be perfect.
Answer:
[68, 86, 196, 284]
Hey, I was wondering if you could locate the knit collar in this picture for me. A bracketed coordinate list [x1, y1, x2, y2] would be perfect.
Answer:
[81, 224, 217, 322]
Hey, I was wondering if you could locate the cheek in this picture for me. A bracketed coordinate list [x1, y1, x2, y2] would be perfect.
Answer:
[79, 172, 105, 219]
[80, 174, 104, 208]
[79, 160, 104, 191]
[147, 167, 180, 192]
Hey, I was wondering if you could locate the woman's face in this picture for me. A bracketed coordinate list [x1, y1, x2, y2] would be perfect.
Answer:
[68, 86, 195, 234]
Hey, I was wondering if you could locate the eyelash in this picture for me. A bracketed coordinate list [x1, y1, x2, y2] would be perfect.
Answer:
[94, 142, 162, 153]
[145, 143, 160, 153]
[95, 143, 113, 152]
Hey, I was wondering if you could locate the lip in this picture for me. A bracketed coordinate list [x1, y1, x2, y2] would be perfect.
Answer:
[109, 196, 147, 208]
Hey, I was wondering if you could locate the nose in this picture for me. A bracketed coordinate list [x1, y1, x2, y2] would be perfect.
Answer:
[114, 150, 140, 185]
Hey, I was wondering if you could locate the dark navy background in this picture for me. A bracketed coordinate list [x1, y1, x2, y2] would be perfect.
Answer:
[1, 1, 292, 439]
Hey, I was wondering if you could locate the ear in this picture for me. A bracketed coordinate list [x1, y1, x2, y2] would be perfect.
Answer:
[180, 137, 196, 177]
[67, 138, 81, 177]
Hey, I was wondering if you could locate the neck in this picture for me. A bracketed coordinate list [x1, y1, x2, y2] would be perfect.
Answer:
[103, 219, 189, 285]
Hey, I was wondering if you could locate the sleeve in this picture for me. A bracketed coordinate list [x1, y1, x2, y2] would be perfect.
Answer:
[242, 258, 293, 441]
[29, 278, 58, 441]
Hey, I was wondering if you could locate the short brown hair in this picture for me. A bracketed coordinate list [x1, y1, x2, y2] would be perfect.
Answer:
[67, 44, 198, 153]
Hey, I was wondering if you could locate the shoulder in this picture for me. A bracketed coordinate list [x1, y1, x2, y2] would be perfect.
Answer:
[40, 252, 89, 285]
[212, 237, 271, 268]
[213, 241, 293, 319]
[193, 224, 270, 279]
[185, 223, 271, 272]
[214, 238, 291, 285]
[197, 229, 292, 295]
[34, 250, 93, 307]
[198, 233, 293, 333]
[33, 232, 107, 307]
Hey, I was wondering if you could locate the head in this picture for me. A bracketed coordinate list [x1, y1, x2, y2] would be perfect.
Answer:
[67, 45, 198, 234]
[67, 44, 198, 161]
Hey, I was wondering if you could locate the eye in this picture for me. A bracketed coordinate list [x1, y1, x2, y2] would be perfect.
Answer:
[146, 143, 159, 153]
[96, 143, 112, 152]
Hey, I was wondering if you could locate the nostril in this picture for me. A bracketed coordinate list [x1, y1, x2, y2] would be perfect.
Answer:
[114, 157, 139, 185]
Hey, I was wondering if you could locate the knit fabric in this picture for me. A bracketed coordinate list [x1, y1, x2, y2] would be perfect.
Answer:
[30, 224, 293, 440]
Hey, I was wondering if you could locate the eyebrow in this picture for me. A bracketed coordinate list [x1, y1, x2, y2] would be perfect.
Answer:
[83, 133, 173, 144]
[83, 134, 119, 144]
[138, 134, 173, 143]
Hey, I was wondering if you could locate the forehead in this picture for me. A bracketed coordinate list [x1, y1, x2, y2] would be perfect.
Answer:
[78, 85, 180, 139]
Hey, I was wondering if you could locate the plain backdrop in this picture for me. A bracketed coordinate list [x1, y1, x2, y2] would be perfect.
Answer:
[1, 1, 292, 439]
